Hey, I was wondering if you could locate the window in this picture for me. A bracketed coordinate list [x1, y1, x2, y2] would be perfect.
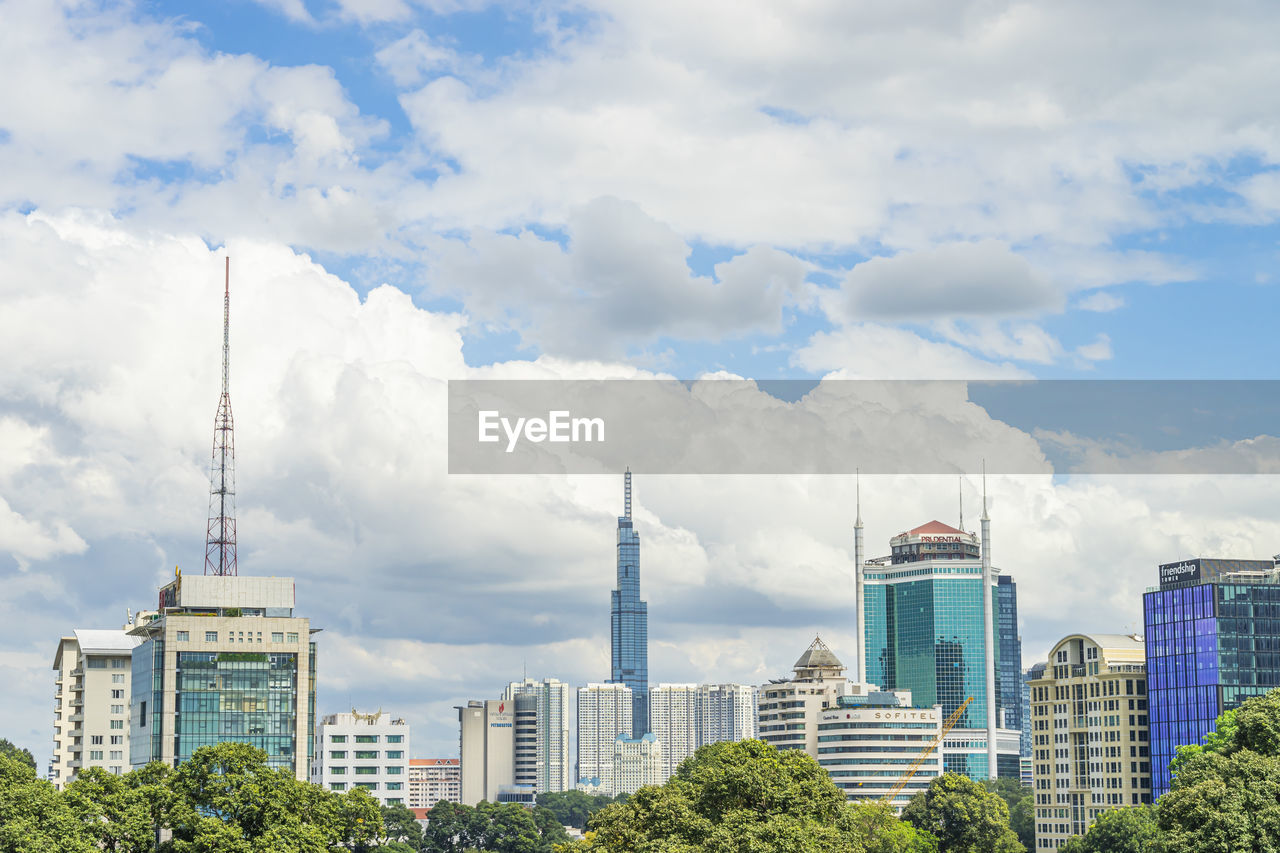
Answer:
[386, 750, 404, 759]
[109, 751, 123, 760]
[176, 631, 189, 641]
[330, 783, 346, 791]
[112, 658, 126, 669]
[111, 690, 123, 699]
[355, 767, 377, 775]
[386, 735, 404, 744]
[110, 720, 123, 730]
[91, 736, 103, 745]
[110, 736, 122, 745]
[387, 798, 403, 805]
[286, 632, 299, 643]
[330, 751, 347, 759]
[111, 705, 124, 714]
[271, 632, 284, 643]
[89, 750, 103, 760]
[139, 701, 146, 728]
[386, 766, 403, 775]
[111, 674, 125, 684]
[331, 767, 346, 775]
[355, 782, 377, 790]
[87, 659, 107, 669]
[205, 631, 218, 642]
[355, 735, 379, 744]
[386, 782, 403, 791]
[354, 750, 378, 759]
[330, 735, 347, 744]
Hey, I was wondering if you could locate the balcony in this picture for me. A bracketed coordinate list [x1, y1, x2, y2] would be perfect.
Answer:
[68, 714, 83, 723]
[71, 668, 83, 677]
[67, 760, 82, 770]
[68, 744, 82, 753]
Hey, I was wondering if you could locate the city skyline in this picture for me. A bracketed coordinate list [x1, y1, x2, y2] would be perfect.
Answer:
[7, 0, 1280, 787]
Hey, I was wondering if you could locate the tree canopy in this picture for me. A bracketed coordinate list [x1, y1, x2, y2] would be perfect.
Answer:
[574, 738, 938, 853]
[0, 740, 36, 772]
[900, 773, 1023, 853]
[980, 778, 1033, 853]
[419, 798, 569, 853]
[1058, 806, 1159, 853]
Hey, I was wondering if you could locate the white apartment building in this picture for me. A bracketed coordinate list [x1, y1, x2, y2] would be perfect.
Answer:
[698, 683, 758, 745]
[612, 733, 662, 795]
[503, 677, 571, 793]
[758, 637, 859, 754]
[576, 683, 632, 792]
[649, 684, 698, 781]
[312, 711, 410, 805]
[409, 758, 460, 809]
[458, 699, 514, 806]
[50, 629, 141, 788]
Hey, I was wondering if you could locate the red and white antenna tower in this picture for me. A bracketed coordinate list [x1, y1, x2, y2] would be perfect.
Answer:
[204, 257, 238, 576]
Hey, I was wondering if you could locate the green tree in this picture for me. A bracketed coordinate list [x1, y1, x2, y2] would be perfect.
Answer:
[161, 741, 383, 853]
[583, 738, 935, 852]
[420, 800, 469, 853]
[900, 773, 1023, 853]
[536, 790, 618, 830]
[0, 740, 36, 772]
[1159, 688, 1280, 853]
[1059, 806, 1158, 853]
[0, 753, 94, 853]
[381, 801, 425, 849]
[980, 778, 1033, 852]
[63, 766, 160, 853]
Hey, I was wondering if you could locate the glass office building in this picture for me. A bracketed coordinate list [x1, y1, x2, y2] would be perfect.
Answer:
[996, 575, 1024, 741]
[128, 573, 317, 779]
[1143, 557, 1280, 797]
[864, 520, 1020, 779]
[611, 471, 648, 736]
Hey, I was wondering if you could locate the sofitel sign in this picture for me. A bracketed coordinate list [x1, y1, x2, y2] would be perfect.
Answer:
[1159, 559, 1201, 587]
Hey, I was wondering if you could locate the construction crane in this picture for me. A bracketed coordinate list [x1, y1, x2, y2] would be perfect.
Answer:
[879, 696, 973, 807]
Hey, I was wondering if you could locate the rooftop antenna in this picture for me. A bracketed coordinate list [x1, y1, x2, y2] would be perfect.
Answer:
[959, 475, 964, 532]
[204, 256, 238, 576]
[624, 468, 632, 519]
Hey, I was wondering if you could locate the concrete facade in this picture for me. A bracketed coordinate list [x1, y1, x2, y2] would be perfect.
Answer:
[50, 629, 141, 788]
[458, 699, 514, 806]
[312, 711, 410, 806]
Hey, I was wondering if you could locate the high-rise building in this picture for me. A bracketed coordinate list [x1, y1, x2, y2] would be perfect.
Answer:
[408, 758, 460, 810]
[648, 684, 698, 781]
[127, 572, 317, 779]
[814, 691, 943, 813]
[458, 699, 515, 806]
[1143, 556, 1280, 797]
[1029, 633, 1151, 848]
[611, 733, 662, 795]
[611, 471, 648, 736]
[50, 630, 142, 787]
[1024, 661, 1046, 762]
[576, 682, 632, 791]
[312, 711, 410, 805]
[503, 677, 571, 793]
[997, 575, 1024, 736]
[861, 500, 1020, 779]
[696, 683, 758, 745]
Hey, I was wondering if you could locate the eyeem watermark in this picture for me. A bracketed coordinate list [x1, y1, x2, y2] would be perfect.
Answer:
[478, 410, 606, 453]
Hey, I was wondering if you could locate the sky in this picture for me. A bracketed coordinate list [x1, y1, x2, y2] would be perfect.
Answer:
[2, 0, 1280, 772]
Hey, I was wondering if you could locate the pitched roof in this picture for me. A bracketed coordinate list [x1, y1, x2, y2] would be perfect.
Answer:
[793, 636, 843, 670]
[906, 520, 967, 536]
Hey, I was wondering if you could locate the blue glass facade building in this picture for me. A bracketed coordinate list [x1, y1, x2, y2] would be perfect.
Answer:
[611, 472, 648, 736]
[996, 575, 1024, 743]
[1143, 557, 1280, 797]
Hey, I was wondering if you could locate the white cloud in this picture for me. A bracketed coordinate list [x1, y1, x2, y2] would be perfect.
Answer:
[1076, 291, 1125, 312]
[792, 324, 1032, 379]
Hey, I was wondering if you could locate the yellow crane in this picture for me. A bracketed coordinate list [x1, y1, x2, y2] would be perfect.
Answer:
[879, 695, 973, 807]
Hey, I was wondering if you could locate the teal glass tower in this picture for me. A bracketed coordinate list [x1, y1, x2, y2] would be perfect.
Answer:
[611, 470, 648, 736]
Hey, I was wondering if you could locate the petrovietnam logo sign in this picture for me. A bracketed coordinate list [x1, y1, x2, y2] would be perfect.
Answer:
[478, 410, 605, 453]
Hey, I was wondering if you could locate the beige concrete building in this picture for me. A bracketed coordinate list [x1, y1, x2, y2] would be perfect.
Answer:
[50, 629, 142, 788]
[611, 733, 661, 795]
[576, 682, 631, 791]
[458, 699, 514, 806]
[311, 711, 409, 805]
[648, 683, 698, 781]
[127, 572, 317, 780]
[409, 758, 460, 809]
[1029, 634, 1151, 850]
[758, 637, 859, 754]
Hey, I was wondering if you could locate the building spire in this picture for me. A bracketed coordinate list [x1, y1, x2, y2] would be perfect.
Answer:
[981, 459, 989, 522]
[855, 468, 862, 527]
[959, 475, 964, 532]
[204, 257, 238, 576]
[624, 468, 632, 519]
[853, 468, 865, 684]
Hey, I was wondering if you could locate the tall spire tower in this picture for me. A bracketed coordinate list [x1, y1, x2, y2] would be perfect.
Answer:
[204, 257, 238, 576]
[980, 462, 996, 778]
[853, 470, 865, 684]
[611, 469, 649, 736]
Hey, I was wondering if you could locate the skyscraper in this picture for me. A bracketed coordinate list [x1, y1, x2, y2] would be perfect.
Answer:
[611, 470, 648, 736]
[1143, 556, 1280, 797]
[576, 682, 632, 791]
[861, 493, 1020, 779]
[457, 699, 514, 806]
[696, 683, 758, 745]
[996, 575, 1024, 736]
[503, 677, 572, 793]
[648, 684, 698, 781]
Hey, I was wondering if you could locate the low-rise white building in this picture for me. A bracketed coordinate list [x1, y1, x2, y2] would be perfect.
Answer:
[312, 711, 410, 805]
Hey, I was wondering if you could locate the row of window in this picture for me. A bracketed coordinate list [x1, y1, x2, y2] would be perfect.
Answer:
[328, 767, 404, 775]
[89, 736, 124, 745]
[328, 734, 404, 744]
[330, 782, 403, 791]
[175, 630, 300, 644]
[329, 750, 404, 759]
